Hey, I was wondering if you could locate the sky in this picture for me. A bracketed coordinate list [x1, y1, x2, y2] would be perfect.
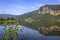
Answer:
[0, 0, 60, 15]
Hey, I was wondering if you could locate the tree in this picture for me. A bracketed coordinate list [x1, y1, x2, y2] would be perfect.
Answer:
[3, 23, 24, 40]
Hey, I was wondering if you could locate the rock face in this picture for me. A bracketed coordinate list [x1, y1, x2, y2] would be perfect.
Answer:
[39, 5, 60, 15]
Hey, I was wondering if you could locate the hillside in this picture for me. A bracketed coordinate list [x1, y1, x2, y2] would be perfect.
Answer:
[0, 14, 16, 18]
[19, 5, 60, 20]
[19, 10, 39, 19]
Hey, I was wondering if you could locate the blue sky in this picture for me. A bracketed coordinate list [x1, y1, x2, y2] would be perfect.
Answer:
[0, 0, 60, 15]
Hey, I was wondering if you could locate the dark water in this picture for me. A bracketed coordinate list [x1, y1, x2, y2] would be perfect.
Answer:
[0, 25, 60, 40]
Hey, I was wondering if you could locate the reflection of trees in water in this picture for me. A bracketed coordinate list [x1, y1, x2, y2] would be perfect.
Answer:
[39, 25, 60, 36]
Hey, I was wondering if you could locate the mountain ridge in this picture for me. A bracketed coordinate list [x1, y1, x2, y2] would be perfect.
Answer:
[0, 14, 16, 18]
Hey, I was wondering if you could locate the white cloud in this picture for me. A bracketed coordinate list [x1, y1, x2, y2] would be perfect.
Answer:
[35, 3, 44, 7]
[0, 3, 44, 15]
[0, 4, 29, 15]
[6, 4, 43, 15]
[30, 3, 44, 10]
[0, 4, 36, 15]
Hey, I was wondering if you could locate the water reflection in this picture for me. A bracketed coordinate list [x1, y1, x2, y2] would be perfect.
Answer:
[38, 25, 60, 36]
[20, 21, 60, 36]
[0, 24, 60, 40]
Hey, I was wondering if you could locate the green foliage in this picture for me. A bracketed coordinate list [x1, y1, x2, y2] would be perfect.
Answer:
[0, 17, 22, 25]
[3, 23, 24, 40]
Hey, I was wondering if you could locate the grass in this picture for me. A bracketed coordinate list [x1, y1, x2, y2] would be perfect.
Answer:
[0, 20, 15, 22]
[0, 20, 16, 24]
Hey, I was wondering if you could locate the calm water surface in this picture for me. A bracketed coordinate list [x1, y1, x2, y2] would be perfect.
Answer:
[0, 25, 60, 40]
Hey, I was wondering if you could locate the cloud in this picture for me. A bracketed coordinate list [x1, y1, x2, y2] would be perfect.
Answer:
[35, 3, 44, 7]
[0, 4, 37, 15]
[0, 4, 29, 15]
[0, 2, 44, 15]
[30, 3, 44, 10]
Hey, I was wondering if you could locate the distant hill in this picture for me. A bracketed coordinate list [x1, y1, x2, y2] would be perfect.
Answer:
[0, 14, 16, 18]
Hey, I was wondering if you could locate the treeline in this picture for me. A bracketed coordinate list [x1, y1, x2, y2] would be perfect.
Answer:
[0, 17, 21, 24]
[0, 17, 15, 21]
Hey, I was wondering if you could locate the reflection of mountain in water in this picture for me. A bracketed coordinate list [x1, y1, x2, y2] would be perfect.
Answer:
[20, 21, 60, 36]
[39, 25, 60, 36]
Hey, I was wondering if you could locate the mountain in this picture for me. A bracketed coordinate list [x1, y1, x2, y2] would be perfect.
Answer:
[0, 14, 16, 18]
[19, 5, 60, 34]
[19, 5, 60, 20]
[39, 5, 60, 15]
[39, 5, 60, 11]
[0, 5, 60, 20]
[19, 10, 39, 19]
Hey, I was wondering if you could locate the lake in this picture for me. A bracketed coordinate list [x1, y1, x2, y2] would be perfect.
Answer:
[0, 25, 60, 40]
